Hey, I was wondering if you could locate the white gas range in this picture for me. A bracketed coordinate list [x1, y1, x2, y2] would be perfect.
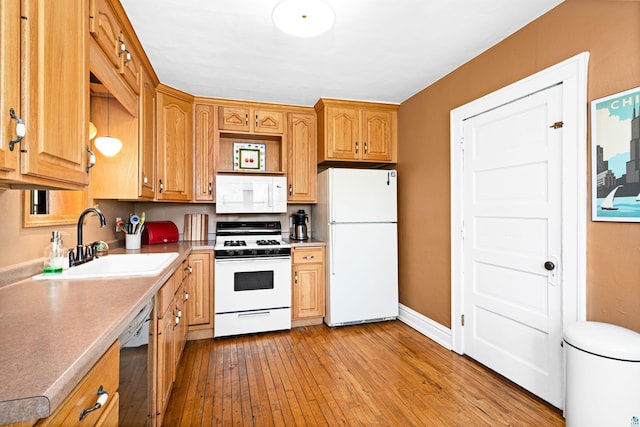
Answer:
[213, 221, 292, 338]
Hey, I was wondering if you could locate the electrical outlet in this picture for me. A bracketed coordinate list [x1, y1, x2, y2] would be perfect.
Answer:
[115, 216, 122, 232]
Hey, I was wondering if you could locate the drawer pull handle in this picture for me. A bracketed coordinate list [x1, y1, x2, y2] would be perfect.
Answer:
[302, 255, 315, 259]
[79, 385, 108, 421]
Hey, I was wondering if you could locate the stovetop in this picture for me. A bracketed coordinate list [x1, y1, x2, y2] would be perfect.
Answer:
[214, 221, 291, 258]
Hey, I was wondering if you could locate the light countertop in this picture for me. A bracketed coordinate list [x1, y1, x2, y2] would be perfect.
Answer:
[0, 241, 214, 425]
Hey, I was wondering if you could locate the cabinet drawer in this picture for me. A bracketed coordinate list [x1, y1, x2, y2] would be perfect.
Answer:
[37, 340, 119, 426]
[292, 247, 324, 264]
[157, 270, 180, 317]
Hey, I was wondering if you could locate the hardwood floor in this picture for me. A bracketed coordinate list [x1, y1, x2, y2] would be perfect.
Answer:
[164, 321, 565, 426]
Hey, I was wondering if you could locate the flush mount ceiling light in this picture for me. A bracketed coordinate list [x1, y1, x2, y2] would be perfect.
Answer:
[272, 0, 335, 38]
[93, 93, 122, 157]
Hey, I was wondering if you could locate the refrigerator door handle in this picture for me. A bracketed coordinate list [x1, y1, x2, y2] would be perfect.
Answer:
[330, 225, 335, 276]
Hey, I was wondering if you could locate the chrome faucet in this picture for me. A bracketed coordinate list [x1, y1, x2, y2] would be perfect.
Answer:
[73, 207, 107, 264]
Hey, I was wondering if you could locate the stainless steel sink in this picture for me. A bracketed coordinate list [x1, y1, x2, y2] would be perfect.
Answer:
[33, 252, 179, 280]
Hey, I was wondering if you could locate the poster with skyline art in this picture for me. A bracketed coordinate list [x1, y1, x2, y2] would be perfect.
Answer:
[592, 86, 640, 222]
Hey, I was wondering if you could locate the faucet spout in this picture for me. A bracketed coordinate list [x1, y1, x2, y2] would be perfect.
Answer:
[75, 207, 107, 263]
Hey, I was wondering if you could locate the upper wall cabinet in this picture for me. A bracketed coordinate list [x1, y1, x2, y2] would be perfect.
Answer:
[89, 0, 140, 95]
[0, 1, 20, 182]
[0, 0, 90, 189]
[156, 85, 193, 202]
[287, 112, 317, 203]
[219, 106, 284, 135]
[315, 99, 398, 164]
[194, 104, 216, 202]
[89, 0, 159, 201]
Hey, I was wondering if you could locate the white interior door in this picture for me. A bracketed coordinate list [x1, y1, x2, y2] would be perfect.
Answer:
[461, 84, 564, 408]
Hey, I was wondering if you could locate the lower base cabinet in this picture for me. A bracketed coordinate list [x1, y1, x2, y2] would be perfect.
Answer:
[155, 259, 190, 427]
[292, 246, 325, 323]
[36, 340, 120, 427]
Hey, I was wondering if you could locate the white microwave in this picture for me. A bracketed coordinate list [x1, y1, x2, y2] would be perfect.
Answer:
[215, 175, 287, 214]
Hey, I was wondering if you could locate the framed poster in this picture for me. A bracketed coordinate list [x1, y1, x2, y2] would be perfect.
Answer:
[591, 86, 640, 221]
[233, 142, 266, 171]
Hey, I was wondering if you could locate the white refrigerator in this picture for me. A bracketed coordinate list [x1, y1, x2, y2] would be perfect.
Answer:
[312, 168, 399, 326]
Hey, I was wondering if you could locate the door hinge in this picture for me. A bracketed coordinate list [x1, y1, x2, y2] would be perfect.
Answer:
[461, 314, 465, 326]
[549, 121, 564, 129]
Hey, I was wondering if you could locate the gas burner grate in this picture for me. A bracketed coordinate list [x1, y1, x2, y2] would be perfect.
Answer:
[224, 240, 247, 247]
[256, 240, 281, 246]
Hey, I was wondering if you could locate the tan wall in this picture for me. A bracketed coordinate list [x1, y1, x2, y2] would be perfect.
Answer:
[0, 189, 132, 271]
[397, 0, 640, 332]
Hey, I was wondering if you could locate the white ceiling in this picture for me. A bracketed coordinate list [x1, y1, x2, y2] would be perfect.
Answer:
[120, 0, 564, 107]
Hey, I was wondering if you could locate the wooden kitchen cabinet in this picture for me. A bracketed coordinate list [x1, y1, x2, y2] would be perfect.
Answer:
[315, 99, 397, 164]
[155, 260, 190, 427]
[292, 246, 325, 324]
[0, 0, 90, 189]
[156, 85, 193, 201]
[187, 251, 213, 331]
[0, 0, 20, 183]
[89, 0, 158, 201]
[219, 105, 284, 134]
[36, 340, 119, 427]
[138, 68, 157, 199]
[194, 104, 216, 201]
[89, 0, 139, 95]
[287, 112, 317, 203]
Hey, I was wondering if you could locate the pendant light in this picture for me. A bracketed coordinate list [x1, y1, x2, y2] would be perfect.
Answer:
[94, 92, 122, 157]
[272, 0, 335, 38]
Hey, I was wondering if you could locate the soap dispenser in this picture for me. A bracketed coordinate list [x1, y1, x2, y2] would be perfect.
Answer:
[43, 231, 68, 273]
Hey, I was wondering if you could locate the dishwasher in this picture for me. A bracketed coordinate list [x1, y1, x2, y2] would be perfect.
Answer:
[118, 299, 154, 426]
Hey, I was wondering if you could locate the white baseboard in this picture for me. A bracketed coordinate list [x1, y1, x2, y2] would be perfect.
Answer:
[398, 304, 452, 350]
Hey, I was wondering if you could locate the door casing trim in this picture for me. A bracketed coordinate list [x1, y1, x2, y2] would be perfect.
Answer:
[450, 52, 589, 354]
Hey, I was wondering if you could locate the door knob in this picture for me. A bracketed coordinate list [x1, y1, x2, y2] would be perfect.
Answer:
[544, 261, 556, 271]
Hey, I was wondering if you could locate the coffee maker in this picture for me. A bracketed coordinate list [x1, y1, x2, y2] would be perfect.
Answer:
[291, 209, 309, 241]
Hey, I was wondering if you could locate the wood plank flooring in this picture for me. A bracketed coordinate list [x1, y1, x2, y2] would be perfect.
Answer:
[164, 321, 565, 426]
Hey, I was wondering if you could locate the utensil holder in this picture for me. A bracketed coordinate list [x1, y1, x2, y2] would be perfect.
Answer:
[125, 234, 141, 250]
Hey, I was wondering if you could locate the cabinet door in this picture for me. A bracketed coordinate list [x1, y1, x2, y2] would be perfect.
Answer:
[219, 106, 250, 132]
[325, 106, 359, 160]
[139, 68, 156, 199]
[173, 288, 186, 368]
[156, 90, 193, 201]
[187, 251, 213, 328]
[288, 113, 316, 202]
[89, 0, 121, 69]
[21, 0, 89, 186]
[254, 109, 284, 134]
[156, 310, 174, 427]
[293, 262, 325, 319]
[0, 0, 20, 179]
[194, 104, 215, 201]
[361, 109, 394, 162]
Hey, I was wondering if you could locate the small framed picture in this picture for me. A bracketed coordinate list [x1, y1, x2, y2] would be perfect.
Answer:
[233, 142, 266, 171]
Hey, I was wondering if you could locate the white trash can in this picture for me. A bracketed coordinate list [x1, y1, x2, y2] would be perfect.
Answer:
[564, 321, 640, 427]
